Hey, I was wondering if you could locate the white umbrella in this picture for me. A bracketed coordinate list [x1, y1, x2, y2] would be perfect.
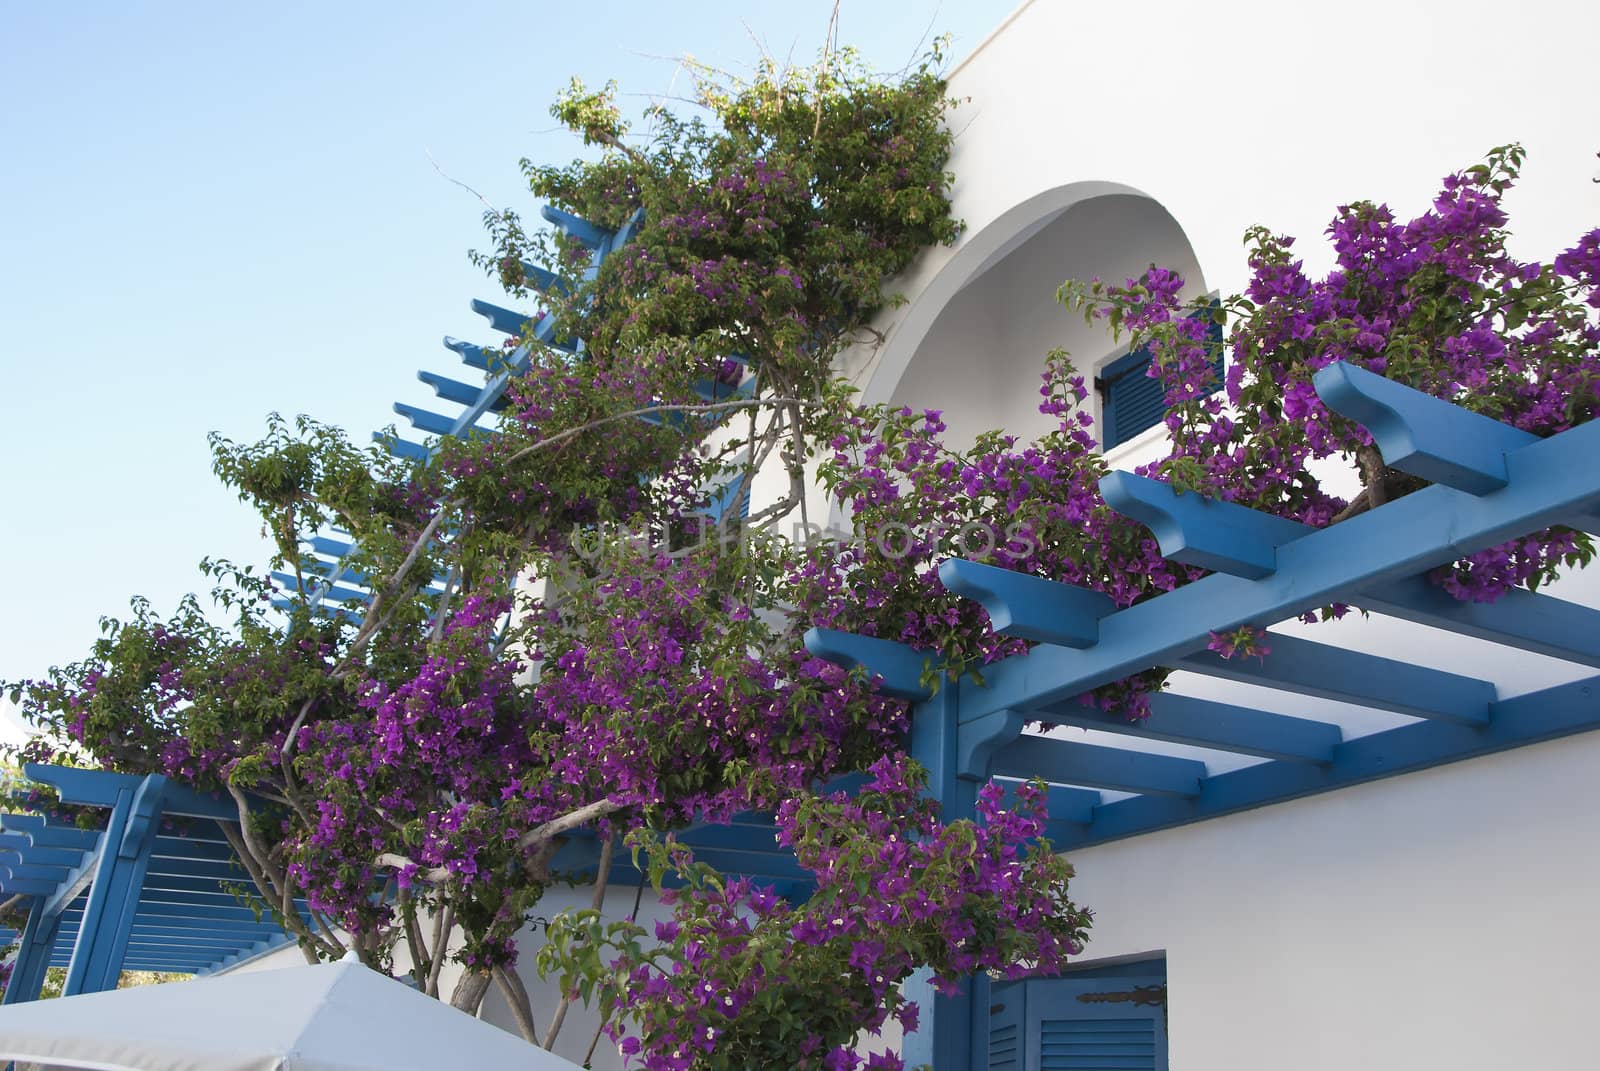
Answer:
[0, 956, 580, 1071]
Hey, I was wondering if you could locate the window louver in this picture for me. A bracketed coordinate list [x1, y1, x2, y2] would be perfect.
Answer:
[1038, 1017, 1158, 1070]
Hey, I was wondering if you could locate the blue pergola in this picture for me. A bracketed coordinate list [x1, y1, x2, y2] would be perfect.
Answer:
[274, 203, 750, 618]
[0, 765, 305, 1002]
[804, 361, 1600, 1069]
[0, 203, 768, 1001]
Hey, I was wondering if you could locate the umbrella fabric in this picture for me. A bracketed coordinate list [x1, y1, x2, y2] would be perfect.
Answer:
[0, 958, 579, 1071]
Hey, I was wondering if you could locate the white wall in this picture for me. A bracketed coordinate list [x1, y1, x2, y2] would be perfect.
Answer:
[1066, 729, 1600, 1069]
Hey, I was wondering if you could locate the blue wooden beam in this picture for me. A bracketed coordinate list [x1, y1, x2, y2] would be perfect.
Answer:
[1314, 361, 1537, 494]
[393, 402, 458, 437]
[992, 779, 1101, 826]
[470, 298, 536, 337]
[419, 370, 498, 409]
[988, 736, 1205, 798]
[1038, 692, 1342, 765]
[1055, 670, 1600, 849]
[953, 412, 1600, 721]
[25, 764, 236, 822]
[1099, 472, 1311, 579]
[59, 776, 160, 995]
[0, 814, 99, 851]
[540, 205, 610, 249]
[938, 559, 1115, 647]
[519, 260, 571, 297]
[1356, 577, 1600, 670]
[2, 898, 60, 1004]
[802, 628, 936, 702]
[1175, 632, 1495, 726]
[444, 336, 497, 371]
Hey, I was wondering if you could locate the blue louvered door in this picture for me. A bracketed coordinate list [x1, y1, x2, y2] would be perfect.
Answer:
[985, 966, 1167, 1071]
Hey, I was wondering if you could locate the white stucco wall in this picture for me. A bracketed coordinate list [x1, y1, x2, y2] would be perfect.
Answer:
[1065, 729, 1600, 1069]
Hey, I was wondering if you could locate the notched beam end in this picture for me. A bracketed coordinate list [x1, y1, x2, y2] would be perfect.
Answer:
[1099, 471, 1311, 579]
[802, 628, 935, 702]
[1312, 361, 1536, 495]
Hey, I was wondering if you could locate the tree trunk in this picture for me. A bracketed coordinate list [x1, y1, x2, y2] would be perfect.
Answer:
[450, 967, 493, 1016]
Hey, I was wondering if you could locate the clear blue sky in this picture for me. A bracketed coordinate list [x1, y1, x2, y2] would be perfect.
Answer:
[0, 1, 1018, 695]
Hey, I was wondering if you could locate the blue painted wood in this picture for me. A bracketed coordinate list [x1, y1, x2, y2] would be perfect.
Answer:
[993, 780, 1101, 827]
[393, 401, 459, 437]
[444, 336, 497, 370]
[381, 435, 430, 461]
[1053, 671, 1600, 850]
[1012, 965, 1168, 1071]
[957, 708, 1027, 779]
[939, 559, 1115, 649]
[26, 764, 235, 822]
[1100, 472, 1311, 579]
[519, 260, 571, 297]
[1039, 692, 1342, 764]
[2, 899, 60, 1005]
[540, 205, 610, 249]
[802, 628, 936, 701]
[1314, 361, 1537, 494]
[419, 370, 502, 409]
[309, 535, 355, 557]
[0, 878, 57, 896]
[904, 684, 978, 1071]
[1175, 632, 1495, 726]
[989, 736, 1204, 798]
[63, 775, 168, 995]
[470, 298, 537, 337]
[1356, 577, 1600, 670]
[952, 412, 1600, 721]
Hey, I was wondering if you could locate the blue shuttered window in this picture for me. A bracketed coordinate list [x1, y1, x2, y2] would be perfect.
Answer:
[1097, 305, 1225, 450]
[984, 958, 1167, 1071]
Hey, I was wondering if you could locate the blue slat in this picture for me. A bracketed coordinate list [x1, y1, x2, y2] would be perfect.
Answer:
[1175, 632, 1494, 726]
[392, 402, 458, 437]
[470, 298, 536, 337]
[1357, 577, 1600, 670]
[1056, 670, 1600, 849]
[802, 629, 936, 701]
[989, 736, 1204, 798]
[418, 369, 497, 408]
[1038, 692, 1342, 764]
[949, 410, 1600, 721]
[1100, 471, 1312, 579]
[540, 204, 610, 249]
[1315, 361, 1537, 494]
[938, 559, 1115, 648]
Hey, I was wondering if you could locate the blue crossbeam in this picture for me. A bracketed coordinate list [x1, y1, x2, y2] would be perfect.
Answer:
[419, 370, 501, 409]
[1314, 361, 1538, 494]
[1038, 692, 1342, 764]
[1356, 577, 1600, 670]
[1054, 670, 1600, 849]
[947, 410, 1600, 721]
[393, 402, 458, 437]
[541, 204, 610, 249]
[993, 780, 1101, 826]
[938, 559, 1115, 647]
[802, 629, 936, 701]
[0, 814, 101, 851]
[26, 764, 235, 822]
[519, 260, 571, 297]
[444, 336, 498, 371]
[470, 298, 537, 337]
[1176, 632, 1495, 726]
[1100, 471, 1311, 578]
[989, 736, 1205, 798]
